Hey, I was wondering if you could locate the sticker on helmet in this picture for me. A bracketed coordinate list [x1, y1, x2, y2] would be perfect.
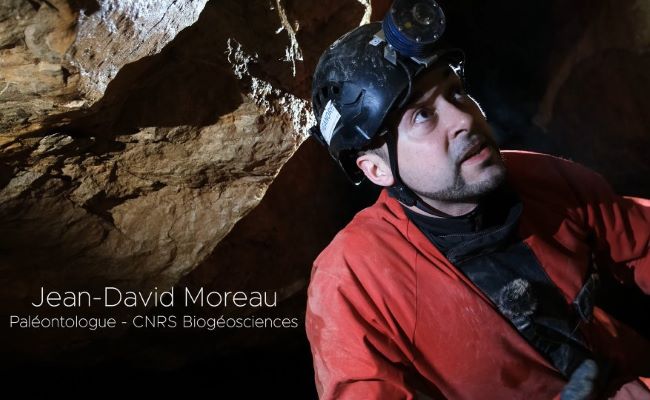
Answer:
[320, 100, 341, 145]
[369, 35, 384, 46]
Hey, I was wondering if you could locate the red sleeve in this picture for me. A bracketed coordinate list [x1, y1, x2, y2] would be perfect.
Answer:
[564, 162, 650, 294]
[305, 254, 418, 399]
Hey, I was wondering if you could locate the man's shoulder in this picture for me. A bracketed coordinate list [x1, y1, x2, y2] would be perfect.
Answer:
[307, 198, 418, 322]
[503, 150, 576, 171]
[310, 195, 416, 286]
[316, 202, 405, 265]
[502, 150, 610, 196]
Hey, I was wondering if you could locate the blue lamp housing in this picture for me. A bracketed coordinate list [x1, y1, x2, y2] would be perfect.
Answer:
[382, 0, 447, 58]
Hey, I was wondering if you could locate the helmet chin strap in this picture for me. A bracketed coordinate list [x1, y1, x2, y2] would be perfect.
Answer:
[383, 131, 456, 218]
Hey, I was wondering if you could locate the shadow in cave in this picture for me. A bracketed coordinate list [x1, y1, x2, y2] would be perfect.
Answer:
[67, 0, 100, 15]
[158, 138, 377, 394]
[0, 138, 377, 397]
[43, 0, 368, 146]
[45, 1, 249, 141]
[37, 0, 371, 144]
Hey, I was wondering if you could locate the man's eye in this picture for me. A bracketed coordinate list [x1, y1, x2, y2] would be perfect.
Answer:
[414, 109, 434, 124]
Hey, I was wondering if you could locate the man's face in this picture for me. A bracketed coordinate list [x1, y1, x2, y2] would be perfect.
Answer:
[393, 65, 506, 203]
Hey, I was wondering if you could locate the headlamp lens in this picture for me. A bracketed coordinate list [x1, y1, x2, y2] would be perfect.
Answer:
[382, 0, 446, 57]
[412, 2, 435, 26]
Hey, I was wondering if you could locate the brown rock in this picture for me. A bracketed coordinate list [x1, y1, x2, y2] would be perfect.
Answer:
[0, 0, 208, 137]
[0, 0, 369, 361]
[537, 0, 650, 194]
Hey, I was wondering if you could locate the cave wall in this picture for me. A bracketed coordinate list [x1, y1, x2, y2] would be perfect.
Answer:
[0, 0, 368, 358]
[0, 0, 209, 136]
[448, 0, 650, 196]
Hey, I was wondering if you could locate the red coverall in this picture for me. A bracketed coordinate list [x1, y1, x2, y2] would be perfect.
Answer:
[305, 151, 650, 399]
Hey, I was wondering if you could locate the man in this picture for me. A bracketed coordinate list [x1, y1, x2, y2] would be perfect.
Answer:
[304, 9, 650, 400]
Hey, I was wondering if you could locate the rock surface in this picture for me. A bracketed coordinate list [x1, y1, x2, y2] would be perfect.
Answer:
[0, 0, 209, 137]
[440, 0, 650, 197]
[541, 0, 650, 196]
[0, 0, 367, 360]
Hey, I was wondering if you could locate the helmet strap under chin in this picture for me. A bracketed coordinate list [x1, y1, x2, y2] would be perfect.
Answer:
[384, 131, 455, 218]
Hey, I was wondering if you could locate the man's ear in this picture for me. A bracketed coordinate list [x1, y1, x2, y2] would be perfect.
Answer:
[356, 152, 394, 187]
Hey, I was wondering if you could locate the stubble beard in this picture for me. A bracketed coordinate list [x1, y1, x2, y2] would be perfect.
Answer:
[412, 160, 507, 203]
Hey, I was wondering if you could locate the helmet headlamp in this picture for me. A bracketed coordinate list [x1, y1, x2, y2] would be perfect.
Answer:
[382, 0, 446, 58]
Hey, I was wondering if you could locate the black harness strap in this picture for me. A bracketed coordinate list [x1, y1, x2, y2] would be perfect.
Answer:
[384, 131, 456, 218]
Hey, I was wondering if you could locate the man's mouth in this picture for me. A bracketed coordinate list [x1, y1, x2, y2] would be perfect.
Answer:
[458, 140, 488, 165]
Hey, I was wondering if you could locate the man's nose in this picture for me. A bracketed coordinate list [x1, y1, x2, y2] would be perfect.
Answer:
[440, 99, 473, 140]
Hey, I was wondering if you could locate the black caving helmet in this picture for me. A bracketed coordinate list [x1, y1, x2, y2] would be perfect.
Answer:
[310, 0, 465, 194]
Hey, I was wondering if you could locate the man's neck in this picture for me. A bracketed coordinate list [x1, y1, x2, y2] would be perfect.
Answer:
[403, 198, 480, 218]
